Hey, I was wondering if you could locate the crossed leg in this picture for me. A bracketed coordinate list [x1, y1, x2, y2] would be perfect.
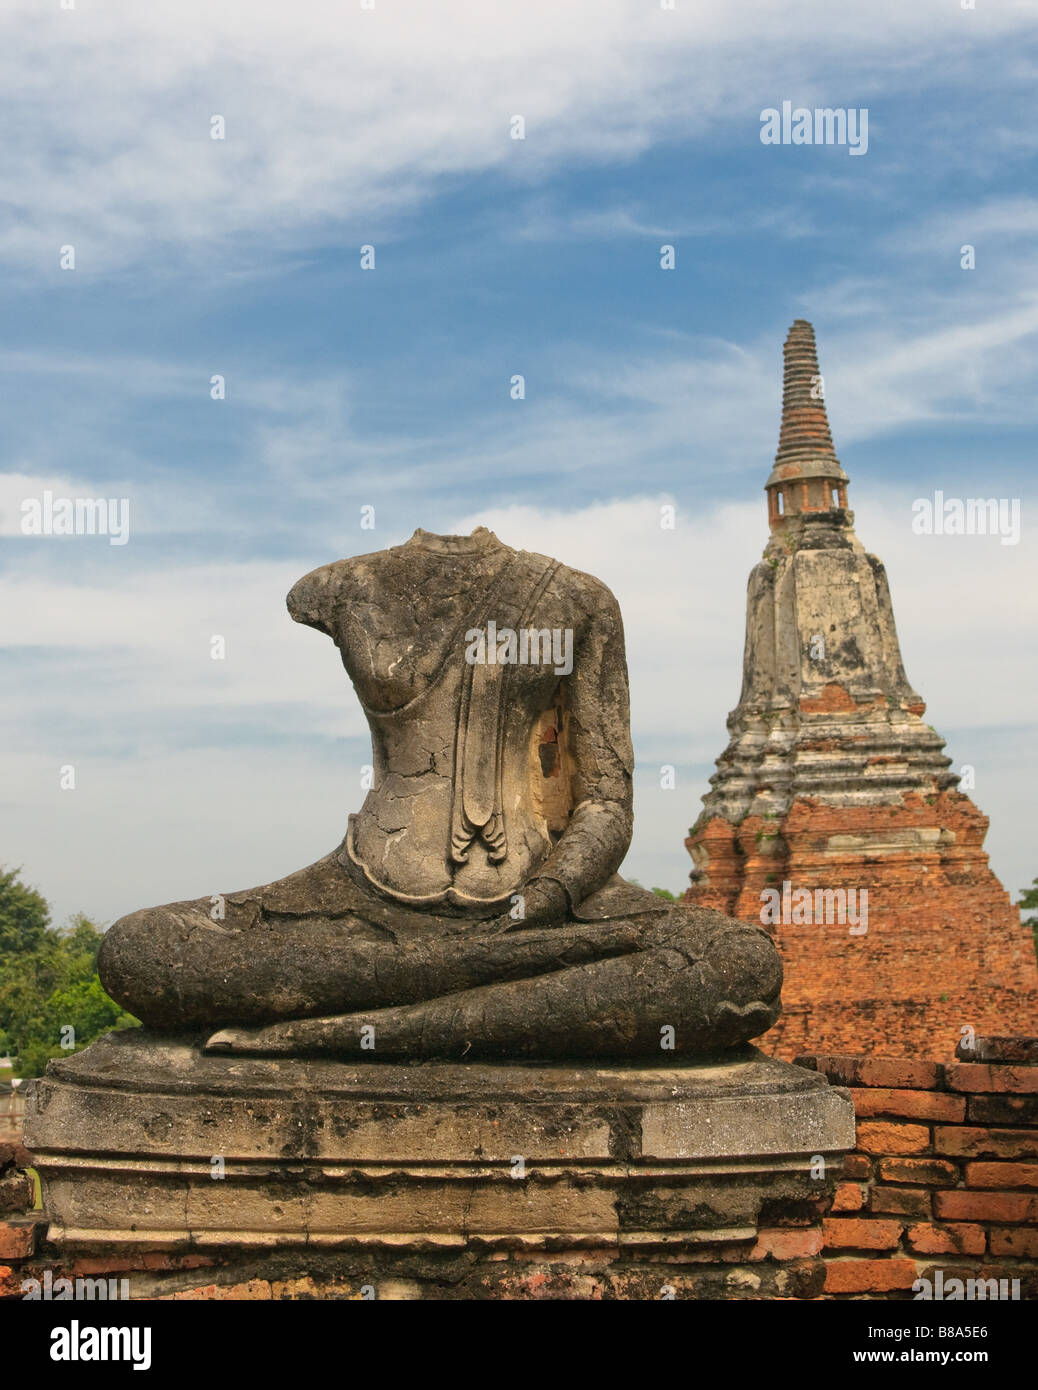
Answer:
[203, 913, 781, 1060]
[99, 876, 781, 1060]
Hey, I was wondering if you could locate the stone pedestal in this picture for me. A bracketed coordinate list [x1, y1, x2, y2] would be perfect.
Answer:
[23, 1031, 854, 1298]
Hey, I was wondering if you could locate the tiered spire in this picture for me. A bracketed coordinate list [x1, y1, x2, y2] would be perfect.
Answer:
[687, 319, 1038, 1064]
[765, 320, 849, 526]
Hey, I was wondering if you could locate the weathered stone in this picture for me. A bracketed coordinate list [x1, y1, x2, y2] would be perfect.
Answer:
[24, 1034, 853, 1253]
[96, 527, 781, 1061]
[0, 1168, 33, 1216]
[867, 1186, 930, 1219]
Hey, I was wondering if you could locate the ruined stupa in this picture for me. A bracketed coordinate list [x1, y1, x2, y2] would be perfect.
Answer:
[685, 320, 1038, 1059]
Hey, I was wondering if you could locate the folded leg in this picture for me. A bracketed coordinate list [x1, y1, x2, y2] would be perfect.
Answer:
[207, 914, 782, 1059]
[99, 895, 645, 1028]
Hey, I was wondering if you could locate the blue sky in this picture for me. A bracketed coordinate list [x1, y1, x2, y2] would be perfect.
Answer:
[1, 0, 1036, 927]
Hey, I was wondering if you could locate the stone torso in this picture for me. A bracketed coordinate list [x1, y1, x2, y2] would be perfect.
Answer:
[287, 528, 634, 913]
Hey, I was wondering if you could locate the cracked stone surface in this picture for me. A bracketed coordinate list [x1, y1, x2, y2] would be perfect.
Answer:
[99, 527, 782, 1060]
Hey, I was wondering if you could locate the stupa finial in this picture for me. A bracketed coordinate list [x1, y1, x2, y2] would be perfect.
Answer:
[766, 320, 849, 526]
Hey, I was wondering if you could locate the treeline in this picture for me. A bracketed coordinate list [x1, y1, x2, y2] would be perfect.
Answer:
[1022, 877, 1038, 958]
[0, 867, 138, 1077]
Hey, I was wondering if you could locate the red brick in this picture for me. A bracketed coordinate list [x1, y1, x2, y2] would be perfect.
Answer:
[823, 1258, 918, 1294]
[799, 1056, 942, 1091]
[934, 1126, 1038, 1159]
[71, 1252, 216, 1276]
[934, 1190, 1038, 1223]
[761, 1206, 823, 1228]
[693, 785, 1038, 1066]
[988, 1228, 1038, 1258]
[140, 1252, 216, 1272]
[823, 1218, 902, 1250]
[877, 1157, 958, 1185]
[0, 1221, 38, 1260]
[944, 1064, 1038, 1094]
[964, 1161, 1038, 1189]
[750, 1227, 824, 1260]
[849, 1088, 965, 1122]
[0, 1141, 33, 1170]
[840, 1154, 872, 1180]
[72, 1256, 138, 1276]
[831, 1182, 865, 1212]
[955, 1037, 1038, 1064]
[868, 1186, 930, 1218]
[976, 1264, 1038, 1299]
[160, 1279, 273, 1301]
[905, 1222, 986, 1256]
[968, 1095, 1038, 1125]
[856, 1121, 930, 1156]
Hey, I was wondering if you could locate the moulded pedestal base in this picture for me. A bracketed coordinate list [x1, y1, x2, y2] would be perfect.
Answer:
[23, 1030, 854, 1296]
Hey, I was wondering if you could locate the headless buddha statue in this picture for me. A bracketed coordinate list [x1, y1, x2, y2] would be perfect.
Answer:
[98, 527, 782, 1059]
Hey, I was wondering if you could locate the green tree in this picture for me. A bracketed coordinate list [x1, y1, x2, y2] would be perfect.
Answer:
[1017, 877, 1038, 960]
[626, 879, 682, 901]
[0, 867, 50, 956]
[0, 870, 138, 1077]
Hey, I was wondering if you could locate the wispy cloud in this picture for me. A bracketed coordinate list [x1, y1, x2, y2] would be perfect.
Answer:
[1, 0, 1030, 279]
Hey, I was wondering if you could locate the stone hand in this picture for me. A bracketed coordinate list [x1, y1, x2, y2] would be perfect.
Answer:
[487, 877, 570, 934]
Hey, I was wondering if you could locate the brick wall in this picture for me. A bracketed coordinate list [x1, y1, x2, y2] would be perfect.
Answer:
[686, 792, 1038, 1060]
[798, 1038, 1038, 1298]
[0, 1138, 40, 1270]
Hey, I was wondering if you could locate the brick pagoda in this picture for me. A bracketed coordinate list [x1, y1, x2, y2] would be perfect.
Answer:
[684, 320, 1038, 1059]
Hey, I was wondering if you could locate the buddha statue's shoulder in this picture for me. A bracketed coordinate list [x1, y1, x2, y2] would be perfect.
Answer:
[556, 562, 620, 608]
[540, 559, 625, 634]
[285, 540, 427, 635]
